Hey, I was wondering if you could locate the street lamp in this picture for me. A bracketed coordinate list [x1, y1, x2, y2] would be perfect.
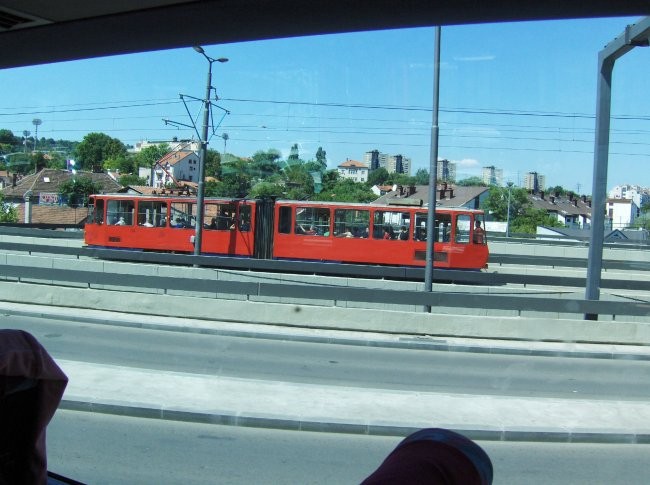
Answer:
[506, 182, 513, 238]
[192, 46, 228, 256]
[32, 118, 42, 152]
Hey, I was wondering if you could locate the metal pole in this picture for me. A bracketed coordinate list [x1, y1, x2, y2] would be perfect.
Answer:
[506, 182, 512, 237]
[585, 17, 650, 320]
[424, 26, 441, 312]
[194, 59, 212, 256]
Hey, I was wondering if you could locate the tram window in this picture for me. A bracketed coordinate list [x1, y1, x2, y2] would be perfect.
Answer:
[205, 203, 236, 231]
[334, 209, 369, 238]
[373, 211, 410, 240]
[87, 198, 104, 225]
[278, 206, 292, 234]
[455, 214, 471, 244]
[138, 201, 167, 227]
[107, 200, 134, 226]
[170, 202, 196, 228]
[239, 205, 251, 231]
[295, 207, 330, 236]
[473, 214, 486, 244]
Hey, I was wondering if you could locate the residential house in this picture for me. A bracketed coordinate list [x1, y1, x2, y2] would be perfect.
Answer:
[372, 183, 489, 210]
[149, 150, 200, 187]
[528, 191, 592, 229]
[1, 168, 121, 224]
[537, 225, 648, 243]
[609, 184, 650, 209]
[607, 197, 638, 229]
[337, 160, 369, 183]
[370, 184, 397, 197]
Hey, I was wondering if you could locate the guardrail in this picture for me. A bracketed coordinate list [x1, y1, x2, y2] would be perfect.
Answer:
[2, 263, 649, 320]
[1, 241, 649, 291]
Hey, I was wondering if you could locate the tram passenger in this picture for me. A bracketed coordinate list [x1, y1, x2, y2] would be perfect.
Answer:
[398, 226, 409, 240]
[383, 227, 393, 240]
[115, 217, 126, 226]
[473, 220, 485, 244]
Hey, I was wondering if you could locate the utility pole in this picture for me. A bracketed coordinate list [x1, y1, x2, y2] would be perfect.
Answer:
[163, 47, 229, 257]
[424, 26, 441, 312]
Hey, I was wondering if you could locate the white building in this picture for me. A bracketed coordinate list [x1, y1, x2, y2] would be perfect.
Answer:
[607, 198, 639, 229]
[609, 184, 650, 209]
[482, 165, 503, 186]
[523, 171, 546, 192]
[145, 150, 200, 187]
[437, 159, 456, 182]
[130, 139, 200, 154]
[362, 150, 411, 175]
[337, 160, 369, 183]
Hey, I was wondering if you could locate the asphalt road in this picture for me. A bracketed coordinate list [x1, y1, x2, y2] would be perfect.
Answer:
[47, 410, 650, 485]
[6, 311, 650, 401]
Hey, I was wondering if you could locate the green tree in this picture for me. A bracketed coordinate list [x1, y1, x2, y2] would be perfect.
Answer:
[288, 143, 300, 161]
[250, 149, 282, 179]
[414, 168, 429, 185]
[456, 176, 486, 186]
[510, 207, 563, 233]
[58, 177, 103, 207]
[74, 132, 127, 172]
[481, 185, 529, 221]
[118, 174, 148, 186]
[312, 179, 377, 203]
[315, 146, 327, 170]
[133, 144, 171, 169]
[204, 149, 222, 179]
[366, 167, 390, 186]
[249, 181, 285, 198]
[0, 129, 19, 154]
[103, 155, 135, 174]
[0, 192, 18, 223]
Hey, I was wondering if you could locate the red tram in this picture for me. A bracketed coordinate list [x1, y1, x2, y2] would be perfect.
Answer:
[85, 194, 488, 270]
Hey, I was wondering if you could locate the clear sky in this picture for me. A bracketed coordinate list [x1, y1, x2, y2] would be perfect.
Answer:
[1, 15, 648, 194]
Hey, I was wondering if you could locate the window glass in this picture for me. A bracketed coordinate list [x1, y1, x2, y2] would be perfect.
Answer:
[455, 214, 471, 244]
[170, 202, 196, 228]
[373, 211, 410, 240]
[138, 200, 167, 227]
[334, 209, 369, 238]
[205, 203, 236, 230]
[295, 207, 330, 236]
[473, 213, 486, 244]
[87, 198, 104, 225]
[415, 212, 453, 242]
[107, 200, 134, 226]
[239, 205, 252, 231]
[278, 206, 292, 234]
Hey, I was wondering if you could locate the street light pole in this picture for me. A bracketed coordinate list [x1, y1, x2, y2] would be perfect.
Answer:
[506, 182, 513, 238]
[192, 46, 228, 256]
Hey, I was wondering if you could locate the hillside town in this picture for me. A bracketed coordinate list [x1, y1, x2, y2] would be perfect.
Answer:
[1, 131, 648, 241]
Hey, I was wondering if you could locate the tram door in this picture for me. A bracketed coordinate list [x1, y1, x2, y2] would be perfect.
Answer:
[254, 198, 275, 259]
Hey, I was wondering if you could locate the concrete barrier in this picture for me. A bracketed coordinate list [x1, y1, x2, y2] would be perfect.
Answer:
[2, 280, 650, 346]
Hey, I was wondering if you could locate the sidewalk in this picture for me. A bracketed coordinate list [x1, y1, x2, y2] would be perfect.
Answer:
[59, 359, 650, 443]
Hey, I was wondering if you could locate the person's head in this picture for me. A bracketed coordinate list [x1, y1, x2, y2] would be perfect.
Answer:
[475, 220, 482, 228]
[401, 226, 406, 231]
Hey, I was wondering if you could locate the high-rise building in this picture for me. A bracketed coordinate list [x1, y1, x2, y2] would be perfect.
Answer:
[437, 159, 456, 182]
[363, 150, 411, 175]
[482, 165, 503, 186]
[523, 171, 546, 191]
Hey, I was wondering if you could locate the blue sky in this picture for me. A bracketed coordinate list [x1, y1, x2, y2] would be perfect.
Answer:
[1, 15, 648, 194]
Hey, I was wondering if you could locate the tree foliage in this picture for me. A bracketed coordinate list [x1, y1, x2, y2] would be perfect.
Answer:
[74, 133, 127, 172]
[0, 192, 18, 223]
[58, 177, 103, 207]
[311, 178, 376, 203]
[366, 167, 390, 187]
[456, 176, 486, 187]
[133, 144, 171, 169]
